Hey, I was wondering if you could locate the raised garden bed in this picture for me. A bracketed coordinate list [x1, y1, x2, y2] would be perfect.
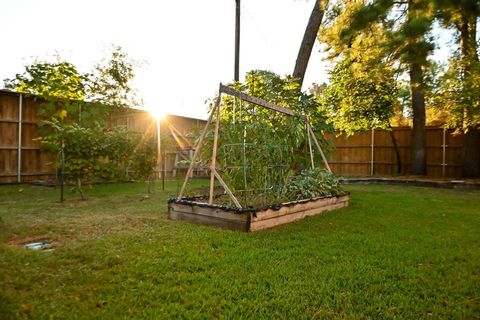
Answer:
[168, 193, 350, 232]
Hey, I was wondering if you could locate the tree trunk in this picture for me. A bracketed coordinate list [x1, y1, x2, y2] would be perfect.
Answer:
[459, 16, 480, 177]
[388, 124, 402, 174]
[409, 63, 427, 175]
[77, 178, 86, 201]
[292, 0, 327, 87]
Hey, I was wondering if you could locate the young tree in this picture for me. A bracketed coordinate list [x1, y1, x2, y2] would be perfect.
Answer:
[319, 57, 403, 172]
[38, 121, 105, 200]
[129, 135, 157, 194]
[4, 45, 142, 198]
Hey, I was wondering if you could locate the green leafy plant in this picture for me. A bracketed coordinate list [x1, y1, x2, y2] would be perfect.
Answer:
[38, 120, 139, 200]
[129, 135, 157, 193]
[38, 120, 105, 200]
[198, 70, 339, 207]
[281, 168, 344, 201]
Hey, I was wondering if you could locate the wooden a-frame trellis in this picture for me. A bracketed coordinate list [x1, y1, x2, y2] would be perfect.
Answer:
[177, 83, 331, 209]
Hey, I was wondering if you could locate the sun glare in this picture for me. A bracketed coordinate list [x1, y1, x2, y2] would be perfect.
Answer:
[147, 106, 166, 120]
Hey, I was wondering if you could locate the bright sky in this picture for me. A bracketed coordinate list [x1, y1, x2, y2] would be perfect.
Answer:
[1, 0, 453, 120]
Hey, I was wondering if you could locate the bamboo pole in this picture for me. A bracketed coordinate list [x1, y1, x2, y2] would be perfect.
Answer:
[306, 122, 314, 169]
[212, 168, 242, 208]
[308, 126, 331, 172]
[177, 99, 218, 200]
[209, 95, 222, 204]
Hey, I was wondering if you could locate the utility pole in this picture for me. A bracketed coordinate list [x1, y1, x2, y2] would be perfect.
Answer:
[234, 0, 240, 81]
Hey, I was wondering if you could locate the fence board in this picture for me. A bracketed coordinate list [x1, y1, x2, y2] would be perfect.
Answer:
[324, 127, 465, 178]
[0, 90, 470, 183]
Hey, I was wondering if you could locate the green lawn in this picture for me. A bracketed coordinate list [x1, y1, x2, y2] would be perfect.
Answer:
[0, 181, 479, 319]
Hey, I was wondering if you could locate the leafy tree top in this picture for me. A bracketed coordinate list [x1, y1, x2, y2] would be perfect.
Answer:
[4, 59, 87, 102]
[319, 57, 397, 134]
[3, 45, 141, 125]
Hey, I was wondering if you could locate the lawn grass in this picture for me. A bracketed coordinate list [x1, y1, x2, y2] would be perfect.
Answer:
[0, 181, 479, 319]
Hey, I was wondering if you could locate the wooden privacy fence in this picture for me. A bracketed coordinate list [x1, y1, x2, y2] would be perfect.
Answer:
[0, 90, 208, 184]
[0, 89, 465, 184]
[326, 127, 464, 178]
[0, 90, 56, 183]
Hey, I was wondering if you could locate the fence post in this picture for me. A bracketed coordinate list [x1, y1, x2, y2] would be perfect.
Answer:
[370, 128, 375, 176]
[17, 94, 23, 183]
[442, 127, 447, 179]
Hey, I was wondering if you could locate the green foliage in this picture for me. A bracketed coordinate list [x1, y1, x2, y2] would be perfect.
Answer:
[4, 59, 87, 100]
[39, 121, 106, 185]
[201, 70, 335, 207]
[88, 45, 141, 109]
[3, 46, 143, 198]
[319, 57, 397, 134]
[4, 45, 140, 126]
[4, 60, 87, 122]
[129, 135, 157, 185]
[281, 168, 344, 201]
[319, 0, 435, 125]
[38, 121, 137, 186]
[332, 0, 434, 66]
[101, 128, 137, 180]
[431, 57, 480, 129]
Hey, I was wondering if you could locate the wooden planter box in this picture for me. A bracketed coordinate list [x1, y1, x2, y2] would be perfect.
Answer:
[168, 194, 350, 232]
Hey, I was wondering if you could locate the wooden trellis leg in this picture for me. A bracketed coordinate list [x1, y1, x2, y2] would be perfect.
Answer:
[177, 99, 218, 200]
[306, 122, 315, 169]
[308, 125, 331, 172]
[209, 94, 222, 204]
[212, 168, 242, 208]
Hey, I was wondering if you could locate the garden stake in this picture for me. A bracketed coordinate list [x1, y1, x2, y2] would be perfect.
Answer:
[307, 121, 315, 169]
[308, 126, 331, 172]
[212, 168, 242, 208]
[177, 96, 218, 200]
[209, 93, 222, 204]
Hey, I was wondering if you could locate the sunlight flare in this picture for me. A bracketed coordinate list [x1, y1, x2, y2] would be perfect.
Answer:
[147, 106, 166, 121]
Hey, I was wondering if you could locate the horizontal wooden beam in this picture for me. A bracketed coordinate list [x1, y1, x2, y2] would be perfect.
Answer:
[0, 147, 42, 150]
[0, 120, 37, 124]
[219, 83, 302, 118]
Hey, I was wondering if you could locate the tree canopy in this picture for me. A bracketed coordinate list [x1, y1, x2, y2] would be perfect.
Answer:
[315, 0, 479, 176]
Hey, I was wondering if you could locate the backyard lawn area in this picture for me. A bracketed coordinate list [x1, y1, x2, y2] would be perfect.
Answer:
[0, 181, 479, 319]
